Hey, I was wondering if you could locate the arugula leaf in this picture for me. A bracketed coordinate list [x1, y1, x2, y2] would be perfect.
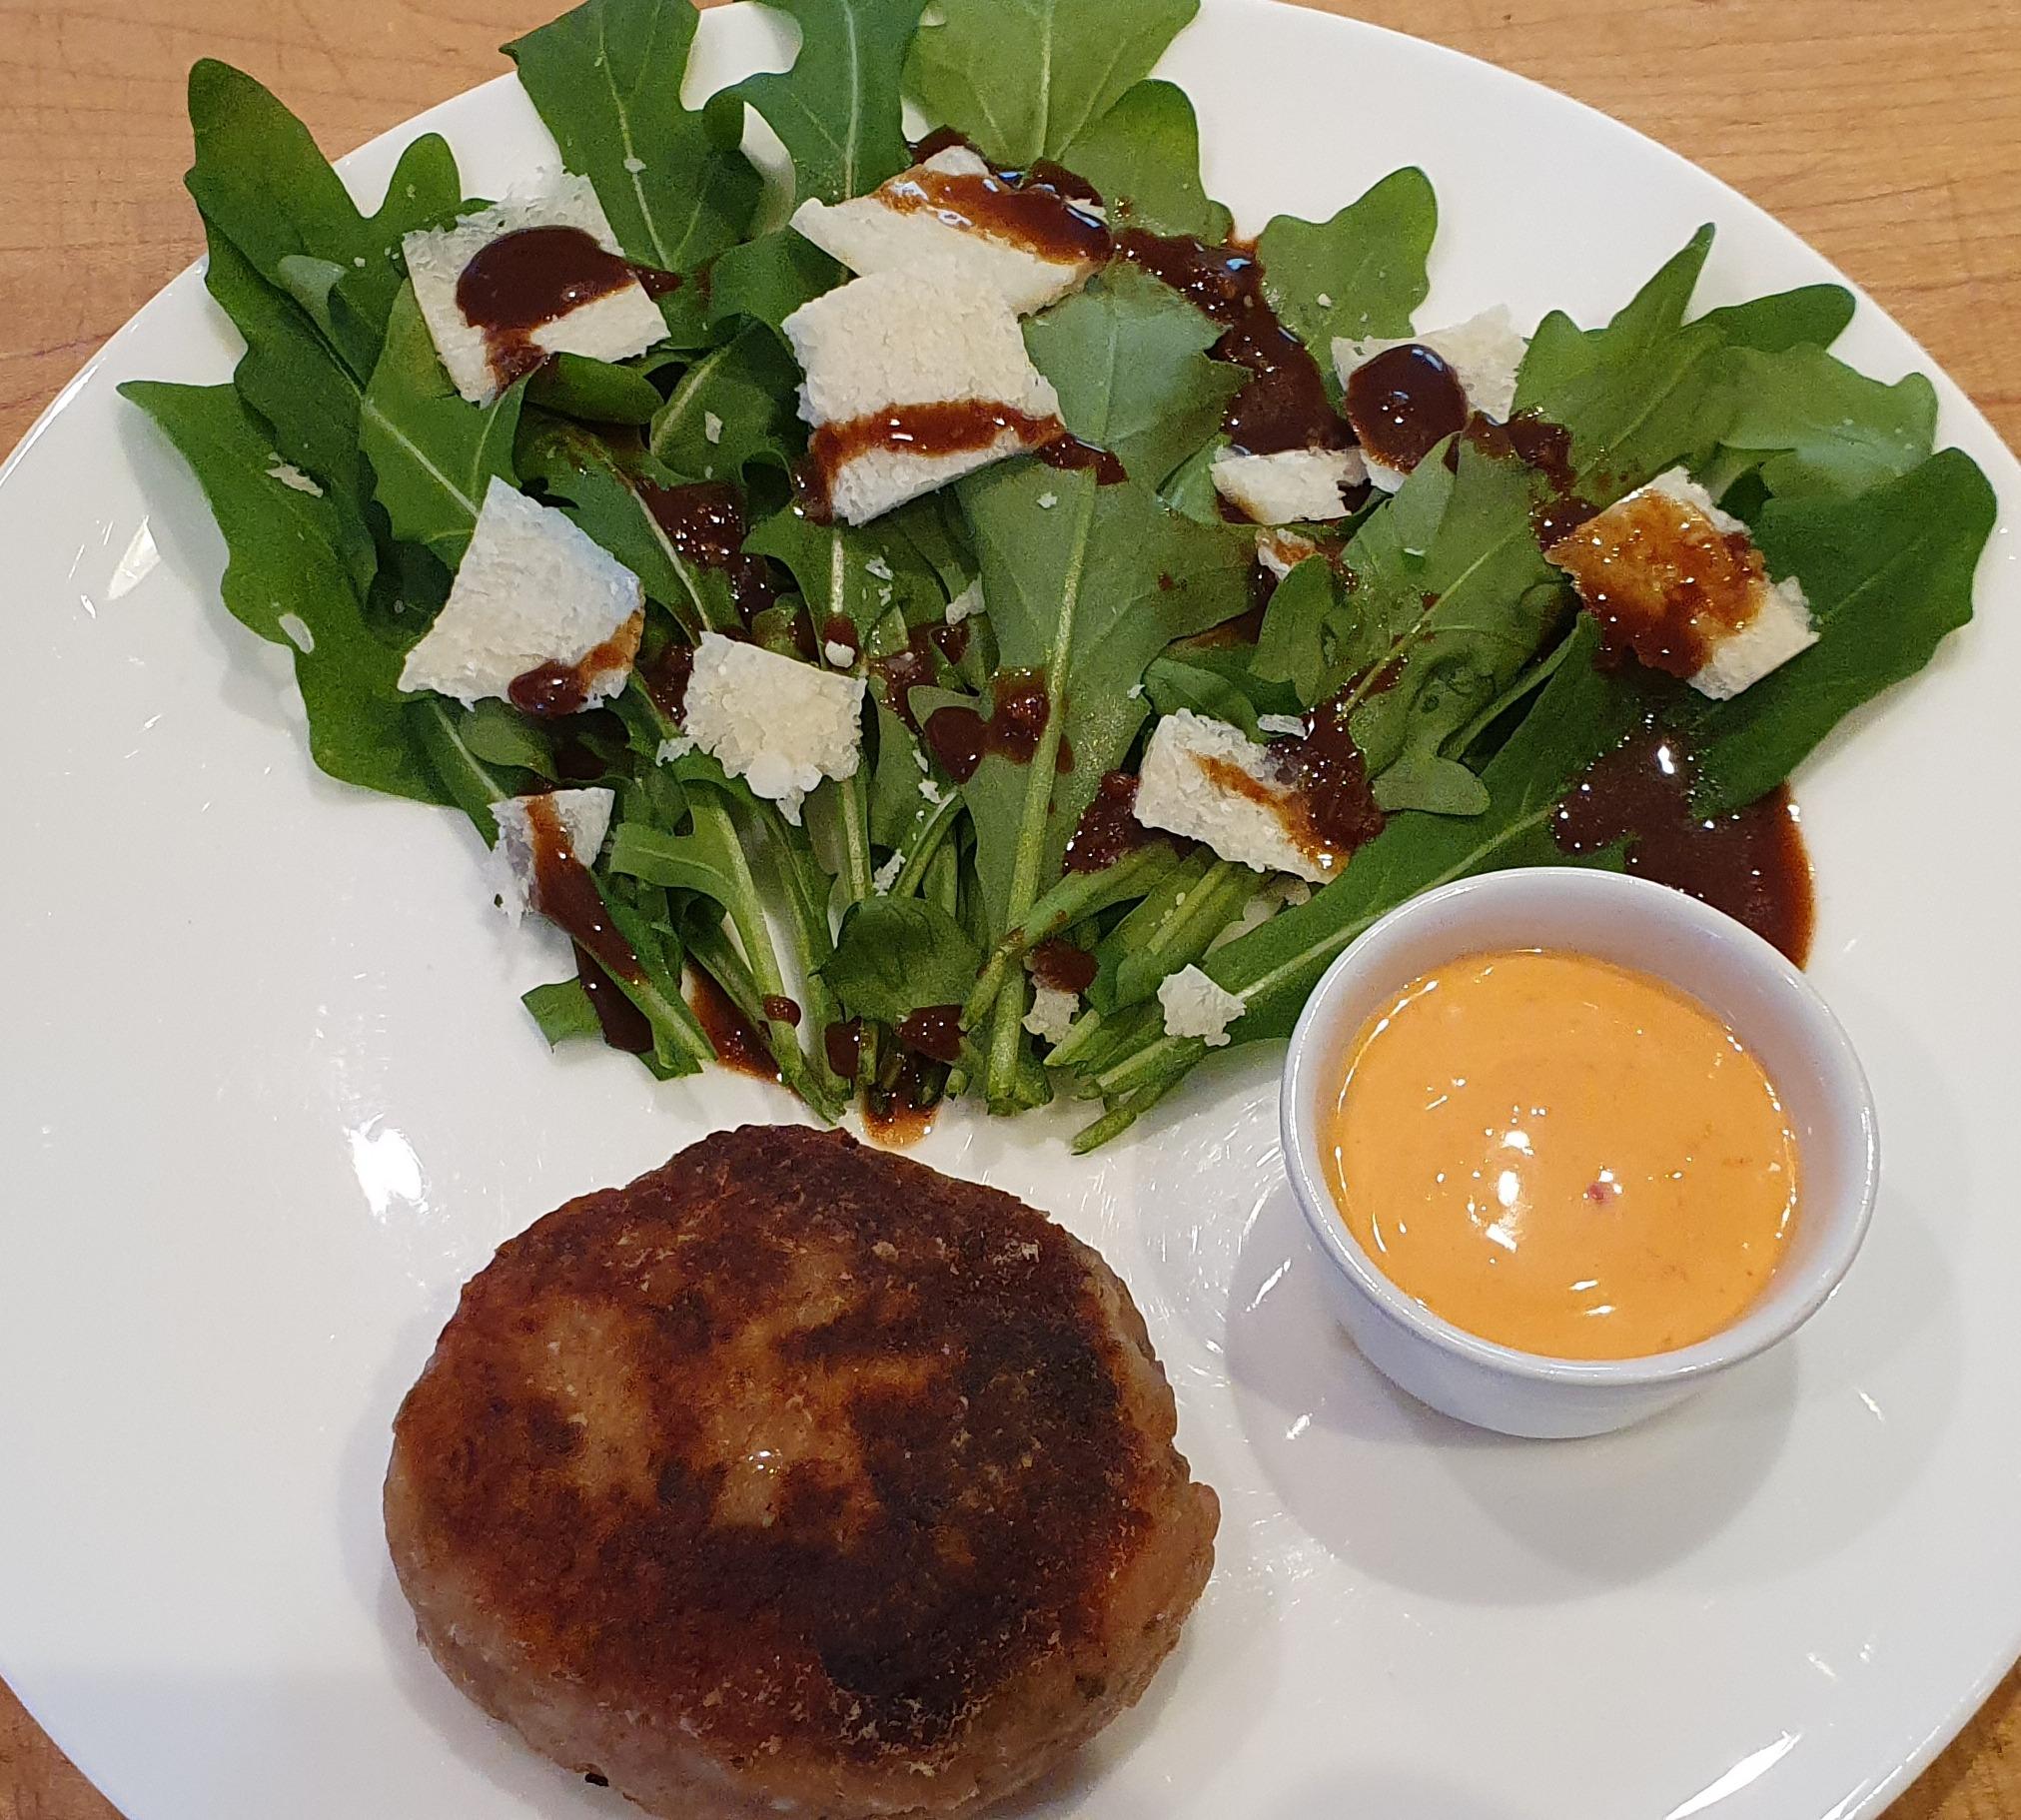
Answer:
[505, 0, 761, 273]
[1695, 284, 1855, 355]
[706, 230, 844, 333]
[824, 897, 983, 1020]
[361, 284, 524, 566]
[1715, 345, 1938, 499]
[1257, 167, 1438, 355]
[1144, 654, 1270, 736]
[610, 759, 845, 1116]
[523, 978, 602, 1046]
[122, 381, 445, 805]
[519, 421, 737, 635]
[201, 225, 377, 592]
[1690, 449, 1996, 812]
[186, 61, 460, 374]
[734, 0, 927, 205]
[905, 0, 1200, 166]
[1254, 555, 1337, 705]
[650, 324, 800, 480]
[952, 465, 1252, 930]
[747, 502, 945, 637]
[1345, 447, 1564, 776]
[1058, 80, 1229, 241]
[1025, 263, 1243, 484]
[526, 355, 666, 427]
[1515, 227, 1730, 492]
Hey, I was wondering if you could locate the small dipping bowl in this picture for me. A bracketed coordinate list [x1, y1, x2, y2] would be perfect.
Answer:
[1281, 868, 1879, 1439]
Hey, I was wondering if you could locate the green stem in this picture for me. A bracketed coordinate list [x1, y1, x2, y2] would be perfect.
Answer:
[983, 483, 1099, 1109]
[685, 791, 841, 1120]
[1072, 1067, 1191, 1155]
[963, 842, 1180, 1036]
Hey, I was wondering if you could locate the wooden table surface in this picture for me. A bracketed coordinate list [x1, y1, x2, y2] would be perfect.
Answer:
[2, 0, 2017, 1814]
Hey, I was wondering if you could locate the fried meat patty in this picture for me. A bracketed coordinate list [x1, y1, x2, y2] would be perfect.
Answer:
[385, 1126, 1218, 1818]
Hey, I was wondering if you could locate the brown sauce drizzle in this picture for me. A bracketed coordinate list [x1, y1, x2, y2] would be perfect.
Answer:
[1035, 434, 1127, 484]
[821, 615, 861, 659]
[1554, 722, 1814, 965]
[806, 403, 1065, 520]
[763, 994, 803, 1028]
[863, 1053, 939, 1148]
[639, 642, 694, 720]
[457, 225, 677, 389]
[1065, 771, 1155, 873]
[573, 944, 652, 1055]
[521, 796, 643, 989]
[637, 480, 779, 623]
[686, 968, 780, 1080]
[1547, 489, 1767, 678]
[1029, 940, 1099, 995]
[1344, 344, 1470, 475]
[881, 160, 1111, 268]
[895, 1004, 966, 1065]
[868, 625, 952, 732]
[1116, 229, 1348, 456]
[1192, 702, 1385, 878]
[507, 612, 645, 719]
[824, 1019, 864, 1080]
[1453, 411, 1597, 551]
[922, 668, 1053, 782]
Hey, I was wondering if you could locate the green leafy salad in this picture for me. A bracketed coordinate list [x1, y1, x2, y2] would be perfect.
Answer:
[125, 0, 1996, 1152]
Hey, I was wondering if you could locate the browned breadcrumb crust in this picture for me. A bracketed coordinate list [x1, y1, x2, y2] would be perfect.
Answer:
[385, 1125, 1217, 1819]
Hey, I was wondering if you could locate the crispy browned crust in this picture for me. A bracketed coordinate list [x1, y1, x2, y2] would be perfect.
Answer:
[385, 1126, 1218, 1818]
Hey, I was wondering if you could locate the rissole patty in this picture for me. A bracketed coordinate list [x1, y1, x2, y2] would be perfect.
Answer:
[384, 1125, 1218, 1819]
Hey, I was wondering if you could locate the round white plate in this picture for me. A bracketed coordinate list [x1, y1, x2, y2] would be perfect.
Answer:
[3, 3, 2017, 1816]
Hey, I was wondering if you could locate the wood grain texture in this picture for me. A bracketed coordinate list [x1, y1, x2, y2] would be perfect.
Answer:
[1, 0, 2016, 1815]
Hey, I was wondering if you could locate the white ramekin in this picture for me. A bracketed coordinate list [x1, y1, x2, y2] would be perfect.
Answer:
[1280, 868, 1880, 1439]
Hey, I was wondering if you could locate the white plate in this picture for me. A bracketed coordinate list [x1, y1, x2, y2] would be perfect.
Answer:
[3, 3, 2017, 1816]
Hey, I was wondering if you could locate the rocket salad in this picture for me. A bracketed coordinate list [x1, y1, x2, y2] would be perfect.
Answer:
[125, 0, 1995, 1151]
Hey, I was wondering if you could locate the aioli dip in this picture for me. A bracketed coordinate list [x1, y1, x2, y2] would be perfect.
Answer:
[1325, 949, 1799, 1361]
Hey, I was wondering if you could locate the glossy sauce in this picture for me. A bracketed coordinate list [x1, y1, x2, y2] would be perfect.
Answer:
[1116, 229, 1349, 456]
[1326, 949, 1800, 1360]
[1029, 939, 1099, 994]
[895, 1004, 966, 1065]
[637, 480, 779, 623]
[805, 403, 1064, 520]
[1065, 772, 1156, 873]
[1344, 344, 1471, 474]
[1547, 489, 1768, 676]
[573, 944, 653, 1055]
[824, 1018, 864, 1080]
[863, 1053, 940, 1148]
[881, 159, 1112, 266]
[521, 795, 643, 986]
[922, 668, 1057, 782]
[1262, 699, 1387, 874]
[686, 969, 779, 1081]
[506, 613, 644, 719]
[1035, 434, 1128, 484]
[1555, 722, 1815, 966]
[457, 225, 677, 389]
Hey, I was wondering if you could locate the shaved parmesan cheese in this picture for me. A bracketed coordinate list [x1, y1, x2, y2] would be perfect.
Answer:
[404, 174, 666, 406]
[790, 147, 1103, 317]
[399, 477, 643, 710]
[1022, 980, 1080, 1044]
[491, 788, 615, 925]
[1158, 965, 1246, 1047]
[1212, 448, 1367, 524]
[783, 263, 1062, 525]
[680, 633, 865, 825]
[1135, 710, 1331, 884]
[1336, 307, 1528, 489]
[1547, 467, 1818, 700]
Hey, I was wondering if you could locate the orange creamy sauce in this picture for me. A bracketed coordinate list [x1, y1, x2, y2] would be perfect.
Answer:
[1325, 949, 1799, 1361]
